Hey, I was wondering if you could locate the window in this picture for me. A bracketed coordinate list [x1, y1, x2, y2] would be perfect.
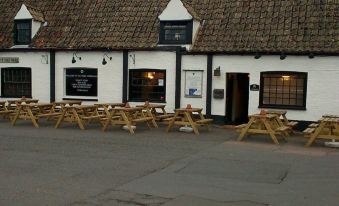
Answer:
[129, 69, 166, 102]
[14, 20, 31, 45]
[65, 68, 98, 97]
[259, 72, 307, 110]
[1, 67, 32, 98]
[159, 21, 193, 44]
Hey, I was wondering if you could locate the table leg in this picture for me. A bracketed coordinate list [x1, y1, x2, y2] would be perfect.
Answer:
[306, 121, 326, 147]
[27, 108, 39, 128]
[262, 119, 279, 145]
[121, 111, 134, 134]
[72, 109, 85, 130]
[11, 107, 22, 126]
[198, 112, 210, 131]
[238, 117, 255, 141]
[55, 109, 67, 128]
[185, 112, 199, 135]
[166, 111, 179, 132]
[146, 109, 158, 128]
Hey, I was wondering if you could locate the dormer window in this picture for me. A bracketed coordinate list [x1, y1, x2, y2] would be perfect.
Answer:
[159, 20, 193, 44]
[14, 20, 31, 45]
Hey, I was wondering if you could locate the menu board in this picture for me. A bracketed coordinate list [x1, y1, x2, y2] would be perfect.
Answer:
[65, 68, 98, 96]
[185, 70, 203, 98]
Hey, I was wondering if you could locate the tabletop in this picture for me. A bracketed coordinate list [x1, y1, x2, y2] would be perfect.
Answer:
[112, 107, 143, 112]
[266, 110, 287, 115]
[95, 103, 125, 107]
[249, 114, 278, 119]
[175, 108, 203, 113]
[136, 104, 166, 109]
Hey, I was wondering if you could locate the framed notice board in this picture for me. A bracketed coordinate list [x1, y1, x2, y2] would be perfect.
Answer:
[65, 68, 98, 97]
[184, 70, 203, 98]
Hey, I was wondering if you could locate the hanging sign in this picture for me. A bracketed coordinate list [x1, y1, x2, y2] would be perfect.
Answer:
[65, 68, 98, 96]
[0, 57, 19, 63]
[185, 70, 203, 98]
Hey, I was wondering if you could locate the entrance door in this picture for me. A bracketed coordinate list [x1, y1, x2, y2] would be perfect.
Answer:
[225, 73, 249, 124]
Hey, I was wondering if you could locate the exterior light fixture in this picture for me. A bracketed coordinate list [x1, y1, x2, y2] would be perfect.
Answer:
[254, 53, 261, 59]
[309, 53, 315, 59]
[280, 53, 286, 60]
[102, 53, 112, 65]
[72, 52, 81, 64]
[282, 75, 290, 80]
[214, 66, 221, 76]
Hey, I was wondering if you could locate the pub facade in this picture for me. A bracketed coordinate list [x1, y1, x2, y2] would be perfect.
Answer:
[0, 0, 338, 124]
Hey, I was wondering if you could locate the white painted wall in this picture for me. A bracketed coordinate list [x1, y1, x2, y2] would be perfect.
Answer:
[181, 55, 207, 112]
[55, 51, 123, 104]
[0, 51, 50, 102]
[158, 0, 192, 21]
[14, 4, 32, 20]
[212, 55, 339, 121]
[128, 51, 176, 112]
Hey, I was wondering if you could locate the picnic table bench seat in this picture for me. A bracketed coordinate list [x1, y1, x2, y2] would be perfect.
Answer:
[156, 114, 174, 120]
[276, 126, 290, 132]
[36, 112, 61, 118]
[287, 121, 298, 127]
[303, 127, 315, 135]
[196, 119, 213, 124]
[132, 116, 153, 122]
[308, 123, 319, 128]
[81, 114, 106, 120]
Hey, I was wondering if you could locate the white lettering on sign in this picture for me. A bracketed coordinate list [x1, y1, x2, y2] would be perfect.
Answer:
[0, 57, 19, 63]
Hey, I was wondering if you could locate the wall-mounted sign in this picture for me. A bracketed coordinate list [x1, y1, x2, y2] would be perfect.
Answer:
[0, 57, 19, 63]
[213, 89, 224, 99]
[184, 70, 203, 98]
[65, 68, 98, 96]
[250, 84, 260, 91]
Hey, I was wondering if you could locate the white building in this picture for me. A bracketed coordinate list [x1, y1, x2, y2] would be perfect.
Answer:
[0, 0, 338, 126]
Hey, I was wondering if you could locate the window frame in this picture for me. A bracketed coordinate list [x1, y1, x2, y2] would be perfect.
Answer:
[128, 69, 167, 103]
[14, 19, 32, 45]
[259, 71, 308, 110]
[159, 20, 193, 44]
[1, 67, 32, 98]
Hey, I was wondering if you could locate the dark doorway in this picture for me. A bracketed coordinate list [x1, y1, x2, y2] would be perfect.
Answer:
[225, 73, 249, 124]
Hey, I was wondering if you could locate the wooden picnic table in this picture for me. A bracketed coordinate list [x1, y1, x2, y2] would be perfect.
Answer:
[102, 106, 156, 134]
[0, 101, 13, 119]
[95, 103, 125, 116]
[136, 103, 173, 121]
[11, 103, 59, 128]
[55, 105, 104, 130]
[305, 117, 339, 147]
[266, 110, 298, 128]
[237, 114, 290, 144]
[6, 99, 39, 110]
[166, 108, 213, 135]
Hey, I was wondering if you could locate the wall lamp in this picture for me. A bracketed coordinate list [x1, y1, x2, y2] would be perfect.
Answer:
[72, 52, 81, 64]
[280, 53, 286, 60]
[102, 53, 112, 65]
[254, 52, 261, 59]
[308, 53, 315, 59]
[214, 66, 221, 76]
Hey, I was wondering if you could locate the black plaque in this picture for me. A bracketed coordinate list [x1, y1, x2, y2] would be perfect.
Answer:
[250, 84, 260, 91]
[213, 89, 224, 99]
[65, 68, 97, 96]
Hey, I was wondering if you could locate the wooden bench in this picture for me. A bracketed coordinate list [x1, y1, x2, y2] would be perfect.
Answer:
[308, 123, 319, 128]
[81, 114, 106, 120]
[276, 126, 290, 132]
[132, 117, 153, 122]
[196, 119, 213, 125]
[287, 121, 298, 127]
[156, 114, 174, 120]
[303, 127, 315, 136]
[36, 112, 61, 118]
